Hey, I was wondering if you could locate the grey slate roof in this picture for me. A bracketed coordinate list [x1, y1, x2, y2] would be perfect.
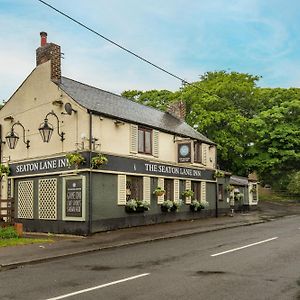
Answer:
[230, 175, 249, 186]
[59, 77, 214, 144]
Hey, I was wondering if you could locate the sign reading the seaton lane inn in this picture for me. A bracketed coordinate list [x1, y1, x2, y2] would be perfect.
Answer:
[144, 163, 202, 177]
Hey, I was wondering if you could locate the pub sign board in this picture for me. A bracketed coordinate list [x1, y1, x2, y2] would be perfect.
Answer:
[8, 152, 215, 181]
[177, 142, 192, 163]
[65, 179, 82, 217]
[62, 176, 86, 221]
[97, 153, 215, 181]
[9, 153, 90, 177]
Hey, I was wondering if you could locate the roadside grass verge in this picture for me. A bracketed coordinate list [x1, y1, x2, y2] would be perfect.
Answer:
[0, 237, 53, 247]
[0, 226, 53, 247]
[259, 192, 300, 203]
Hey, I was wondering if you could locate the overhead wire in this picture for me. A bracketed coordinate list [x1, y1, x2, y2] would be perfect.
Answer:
[37, 0, 221, 99]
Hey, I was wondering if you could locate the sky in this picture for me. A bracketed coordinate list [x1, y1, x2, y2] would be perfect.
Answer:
[1, 0, 300, 101]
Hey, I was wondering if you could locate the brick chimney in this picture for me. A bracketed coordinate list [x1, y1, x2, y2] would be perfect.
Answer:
[167, 100, 186, 121]
[36, 32, 61, 83]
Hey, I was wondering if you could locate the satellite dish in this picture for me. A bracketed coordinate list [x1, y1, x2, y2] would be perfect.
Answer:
[64, 103, 76, 115]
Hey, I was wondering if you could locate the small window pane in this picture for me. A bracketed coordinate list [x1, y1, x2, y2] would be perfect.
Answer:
[165, 179, 174, 200]
[138, 129, 144, 153]
[218, 184, 224, 200]
[138, 127, 152, 155]
[145, 131, 152, 154]
[192, 181, 201, 200]
[194, 142, 202, 163]
[126, 176, 143, 201]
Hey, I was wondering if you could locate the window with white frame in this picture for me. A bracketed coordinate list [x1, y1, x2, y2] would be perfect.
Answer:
[126, 176, 143, 201]
[138, 126, 152, 154]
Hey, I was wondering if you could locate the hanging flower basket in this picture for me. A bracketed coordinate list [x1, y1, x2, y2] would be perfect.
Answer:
[182, 189, 194, 198]
[91, 154, 108, 169]
[153, 187, 165, 196]
[213, 170, 225, 179]
[234, 193, 244, 202]
[66, 152, 85, 168]
[0, 164, 10, 178]
[225, 185, 235, 192]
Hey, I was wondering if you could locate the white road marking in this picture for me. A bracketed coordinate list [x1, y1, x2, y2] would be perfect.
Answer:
[44, 273, 150, 300]
[211, 237, 278, 257]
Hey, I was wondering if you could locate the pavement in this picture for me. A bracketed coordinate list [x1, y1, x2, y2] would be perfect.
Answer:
[1, 200, 299, 271]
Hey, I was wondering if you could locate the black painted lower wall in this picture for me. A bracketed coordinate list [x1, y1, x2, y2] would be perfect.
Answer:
[16, 219, 90, 235]
[16, 208, 229, 235]
[91, 208, 229, 233]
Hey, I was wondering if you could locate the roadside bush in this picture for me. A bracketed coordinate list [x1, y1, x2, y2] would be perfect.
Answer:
[287, 171, 300, 195]
[0, 226, 18, 239]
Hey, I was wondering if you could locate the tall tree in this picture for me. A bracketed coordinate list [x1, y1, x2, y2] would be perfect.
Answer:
[182, 71, 260, 175]
[245, 92, 300, 187]
[122, 72, 300, 185]
[121, 89, 176, 111]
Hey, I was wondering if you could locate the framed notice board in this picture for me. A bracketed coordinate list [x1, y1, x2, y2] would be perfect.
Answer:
[62, 176, 86, 221]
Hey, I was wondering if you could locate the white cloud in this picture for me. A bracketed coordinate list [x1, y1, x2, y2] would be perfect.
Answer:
[1, 0, 299, 101]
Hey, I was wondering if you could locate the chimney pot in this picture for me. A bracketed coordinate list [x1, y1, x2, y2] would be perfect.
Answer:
[40, 31, 47, 46]
[36, 32, 61, 83]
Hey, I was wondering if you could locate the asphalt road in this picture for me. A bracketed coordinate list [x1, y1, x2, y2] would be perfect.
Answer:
[1, 216, 299, 300]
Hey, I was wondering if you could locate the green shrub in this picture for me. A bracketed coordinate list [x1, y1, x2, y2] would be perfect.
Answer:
[287, 171, 300, 195]
[0, 226, 18, 239]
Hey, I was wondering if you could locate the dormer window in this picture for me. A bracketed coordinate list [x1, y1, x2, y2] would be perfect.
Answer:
[138, 127, 152, 154]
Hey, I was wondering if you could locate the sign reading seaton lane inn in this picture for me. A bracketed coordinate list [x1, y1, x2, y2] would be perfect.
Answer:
[9, 153, 214, 180]
[15, 158, 69, 174]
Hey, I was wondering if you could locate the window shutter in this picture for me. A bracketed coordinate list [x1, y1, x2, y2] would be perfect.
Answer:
[185, 180, 192, 204]
[130, 124, 138, 153]
[153, 130, 159, 157]
[157, 177, 164, 204]
[117, 175, 126, 205]
[174, 179, 180, 202]
[201, 181, 206, 201]
[202, 144, 208, 165]
[143, 176, 151, 204]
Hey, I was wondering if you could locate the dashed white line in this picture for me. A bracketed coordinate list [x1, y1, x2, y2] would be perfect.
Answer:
[44, 273, 150, 300]
[211, 237, 278, 257]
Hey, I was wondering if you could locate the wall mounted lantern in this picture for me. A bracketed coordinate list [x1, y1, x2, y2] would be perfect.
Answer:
[5, 121, 30, 149]
[39, 110, 65, 143]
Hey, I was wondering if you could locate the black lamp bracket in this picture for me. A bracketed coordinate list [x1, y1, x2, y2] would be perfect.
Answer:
[45, 110, 65, 142]
[12, 121, 30, 148]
